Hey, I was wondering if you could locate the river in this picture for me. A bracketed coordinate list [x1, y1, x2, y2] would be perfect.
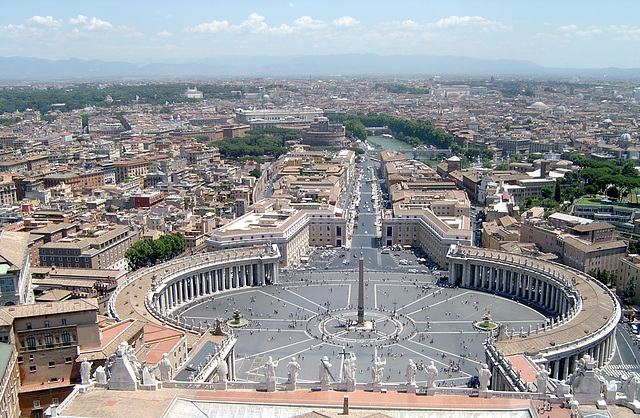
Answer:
[365, 135, 415, 158]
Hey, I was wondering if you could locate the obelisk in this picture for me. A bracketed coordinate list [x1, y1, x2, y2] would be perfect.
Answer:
[357, 251, 365, 326]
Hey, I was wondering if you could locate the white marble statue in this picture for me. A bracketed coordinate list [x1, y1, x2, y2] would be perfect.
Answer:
[371, 356, 386, 385]
[157, 353, 172, 382]
[536, 364, 550, 394]
[406, 359, 417, 386]
[343, 353, 357, 385]
[479, 363, 492, 391]
[319, 356, 333, 386]
[80, 357, 93, 385]
[625, 374, 640, 403]
[425, 361, 438, 389]
[95, 366, 107, 385]
[217, 359, 228, 383]
[263, 356, 279, 384]
[287, 357, 301, 385]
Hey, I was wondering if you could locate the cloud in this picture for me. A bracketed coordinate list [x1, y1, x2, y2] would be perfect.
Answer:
[294, 16, 325, 31]
[433, 15, 511, 31]
[190, 13, 338, 36]
[27, 15, 62, 28]
[191, 19, 231, 33]
[69, 15, 113, 31]
[558, 24, 578, 31]
[156, 30, 173, 38]
[332, 16, 359, 29]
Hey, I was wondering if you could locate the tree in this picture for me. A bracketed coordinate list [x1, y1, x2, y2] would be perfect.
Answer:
[621, 276, 637, 306]
[606, 186, 620, 200]
[554, 181, 562, 202]
[541, 187, 553, 200]
[125, 233, 185, 271]
[250, 168, 261, 178]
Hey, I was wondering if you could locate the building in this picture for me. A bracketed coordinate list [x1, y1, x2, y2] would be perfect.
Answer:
[234, 107, 323, 129]
[38, 226, 139, 270]
[207, 199, 346, 266]
[0, 231, 34, 306]
[520, 216, 627, 273]
[0, 343, 20, 418]
[42, 171, 105, 194]
[0, 299, 101, 418]
[616, 254, 640, 307]
[0, 174, 17, 206]
[183, 87, 203, 99]
[113, 160, 149, 184]
[300, 117, 346, 147]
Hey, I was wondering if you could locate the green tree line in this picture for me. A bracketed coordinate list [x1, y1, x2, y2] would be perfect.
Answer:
[333, 112, 456, 149]
[0, 83, 248, 114]
[215, 128, 297, 159]
[125, 233, 186, 271]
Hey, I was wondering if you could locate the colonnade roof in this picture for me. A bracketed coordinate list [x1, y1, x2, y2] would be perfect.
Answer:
[111, 245, 276, 348]
[453, 246, 619, 357]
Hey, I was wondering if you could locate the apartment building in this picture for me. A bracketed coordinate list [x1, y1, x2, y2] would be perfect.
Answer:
[113, 159, 149, 184]
[0, 343, 20, 418]
[38, 225, 139, 270]
[42, 170, 105, 193]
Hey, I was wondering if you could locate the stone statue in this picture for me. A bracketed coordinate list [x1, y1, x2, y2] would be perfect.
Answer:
[536, 364, 550, 394]
[319, 356, 333, 387]
[287, 357, 301, 386]
[263, 356, 279, 384]
[95, 366, 107, 385]
[479, 363, 492, 391]
[140, 362, 156, 386]
[371, 356, 386, 385]
[80, 357, 93, 385]
[217, 360, 228, 383]
[425, 361, 438, 389]
[406, 359, 417, 386]
[625, 374, 640, 403]
[157, 353, 173, 382]
[343, 353, 357, 385]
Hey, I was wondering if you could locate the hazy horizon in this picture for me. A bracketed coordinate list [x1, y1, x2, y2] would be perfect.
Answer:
[2, 1, 640, 70]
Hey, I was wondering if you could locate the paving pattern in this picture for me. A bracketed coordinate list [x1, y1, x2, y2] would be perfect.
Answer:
[183, 269, 546, 387]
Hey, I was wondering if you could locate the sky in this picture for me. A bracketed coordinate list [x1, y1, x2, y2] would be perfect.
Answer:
[1, 1, 640, 69]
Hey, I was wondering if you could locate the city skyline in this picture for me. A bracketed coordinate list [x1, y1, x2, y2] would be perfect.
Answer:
[1, 1, 640, 70]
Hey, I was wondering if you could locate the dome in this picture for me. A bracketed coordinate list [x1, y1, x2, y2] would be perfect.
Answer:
[554, 105, 567, 113]
[530, 102, 549, 110]
[621, 133, 632, 141]
[603, 118, 613, 124]
[448, 156, 461, 162]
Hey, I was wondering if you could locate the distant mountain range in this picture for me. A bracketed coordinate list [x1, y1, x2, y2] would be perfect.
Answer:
[1, 54, 640, 82]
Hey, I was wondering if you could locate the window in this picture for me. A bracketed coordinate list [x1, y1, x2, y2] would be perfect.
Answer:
[48, 361, 55, 367]
[26, 322, 32, 330]
[29, 365, 37, 372]
[44, 333, 54, 348]
[51, 398, 59, 405]
[0, 277, 14, 293]
[65, 357, 72, 363]
[44, 321, 50, 328]
[17, 356, 23, 363]
[26, 335, 36, 350]
[61, 331, 71, 346]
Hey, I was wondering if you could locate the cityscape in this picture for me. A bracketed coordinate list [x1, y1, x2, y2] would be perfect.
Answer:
[2, 2, 640, 418]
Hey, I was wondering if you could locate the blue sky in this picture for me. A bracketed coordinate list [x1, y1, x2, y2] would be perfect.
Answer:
[1, 1, 639, 68]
